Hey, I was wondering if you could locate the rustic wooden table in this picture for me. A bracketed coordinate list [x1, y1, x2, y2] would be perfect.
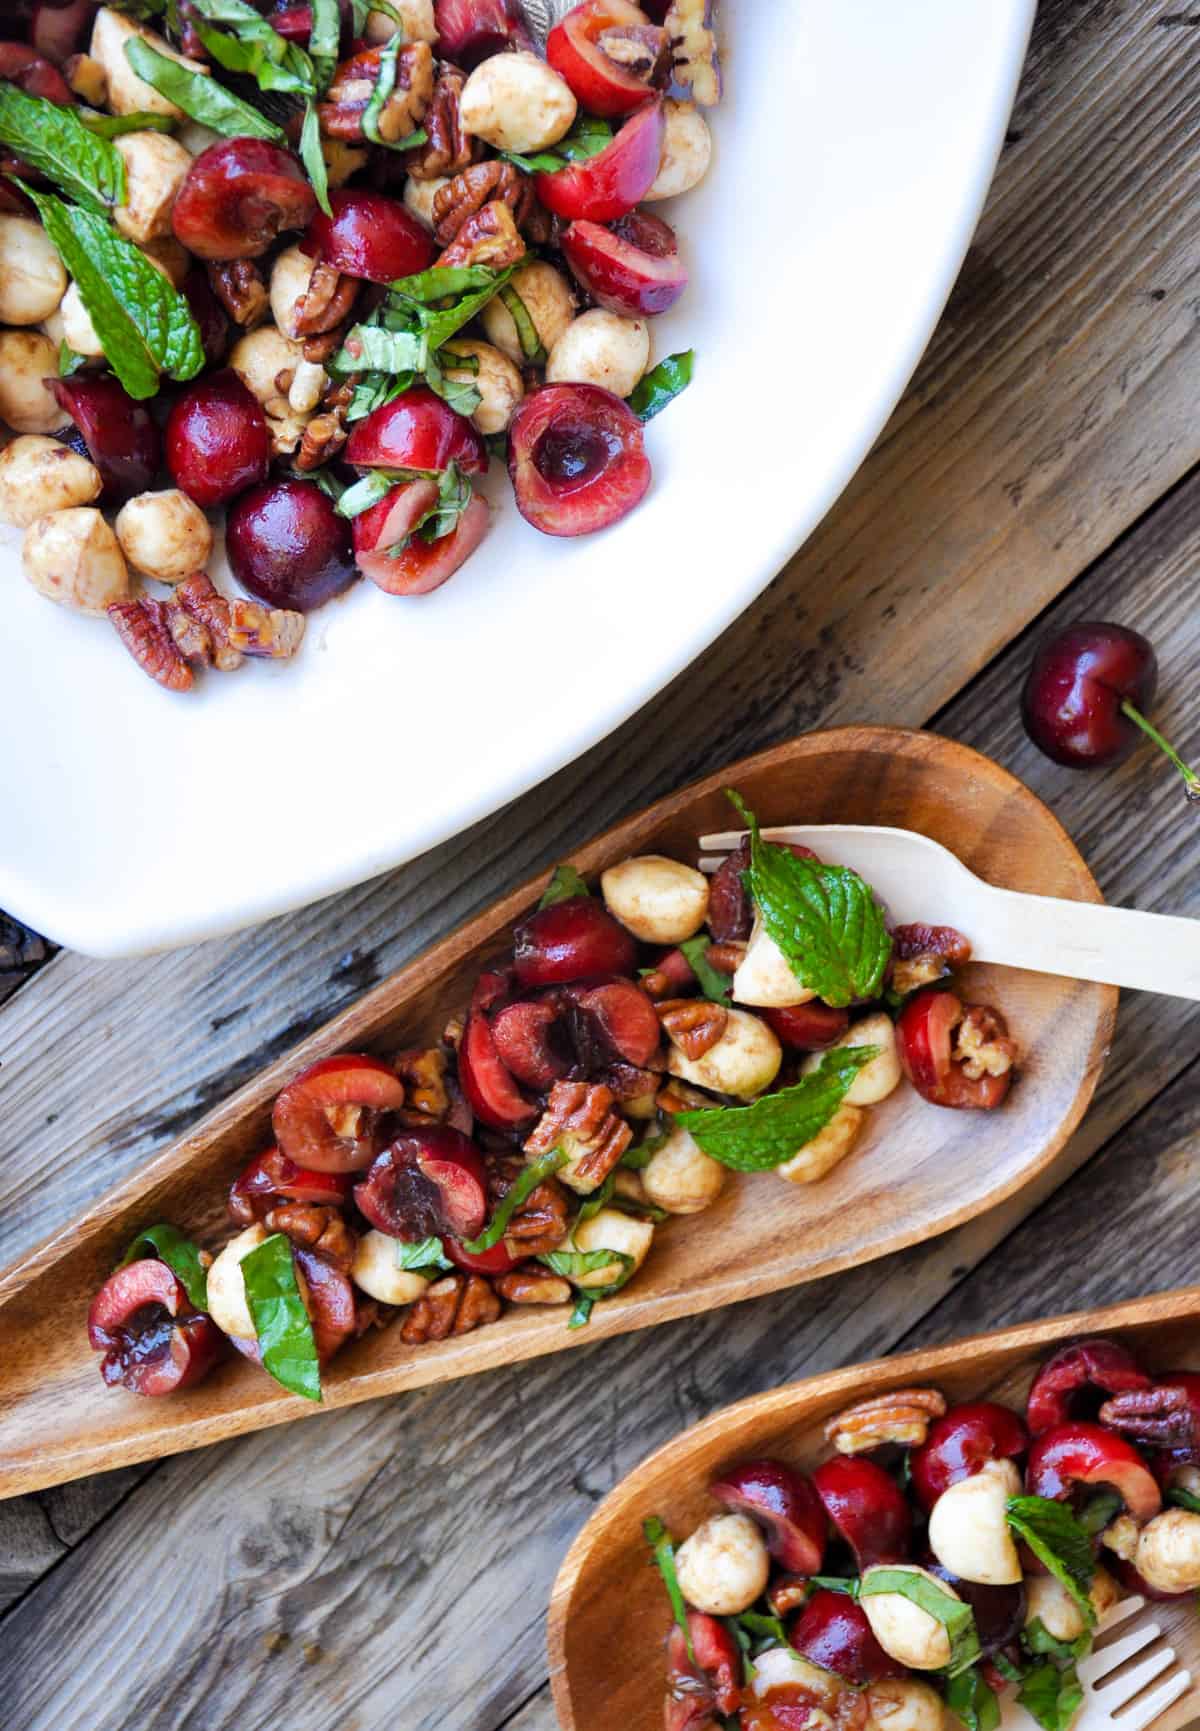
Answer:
[4, 3, 1200, 1726]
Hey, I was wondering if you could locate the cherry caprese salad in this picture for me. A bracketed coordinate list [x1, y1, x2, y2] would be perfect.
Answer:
[88, 794, 1018, 1404]
[0, 0, 717, 692]
[650, 1337, 1200, 1731]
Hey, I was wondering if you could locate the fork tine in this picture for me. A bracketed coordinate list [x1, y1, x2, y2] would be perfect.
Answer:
[1092, 1648, 1175, 1711]
[1118, 1667, 1192, 1731]
[697, 856, 727, 873]
[1081, 1626, 1162, 1686]
[1102, 1597, 1146, 1631]
[698, 830, 747, 851]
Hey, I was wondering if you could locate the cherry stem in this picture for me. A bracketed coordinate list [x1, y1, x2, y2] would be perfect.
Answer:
[1120, 700, 1200, 803]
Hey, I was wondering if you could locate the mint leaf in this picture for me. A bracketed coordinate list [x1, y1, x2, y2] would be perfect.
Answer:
[629, 350, 695, 421]
[860, 1569, 979, 1676]
[679, 934, 731, 1004]
[124, 37, 285, 139]
[461, 1149, 567, 1254]
[81, 110, 176, 137]
[1022, 1620, 1091, 1666]
[189, 0, 316, 97]
[395, 1236, 452, 1273]
[644, 1517, 695, 1663]
[24, 186, 204, 399]
[241, 1232, 321, 1402]
[539, 864, 590, 908]
[58, 341, 86, 377]
[729, 791, 892, 1008]
[119, 1222, 209, 1314]
[299, 97, 332, 216]
[944, 1665, 1000, 1731]
[1017, 1661, 1084, 1731]
[1006, 1497, 1096, 1626]
[0, 84, 125, 213]
[1169, 1486, 1200, 1514]
[498, 283, 544, 360]
[676, 1047, 876, 1172]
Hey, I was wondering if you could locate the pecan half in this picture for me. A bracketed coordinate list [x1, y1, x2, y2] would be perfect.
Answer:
[664, 0, 720, 105]
[824, 1387, 948, 1454]
[399, 1272, 500, 1344]
[891, 924, 972, 997]
[393, 1046, 450, 1119]
[108, 598, 193, 692]
[296, 260, 358, 338]
[207, 258, 269, 329]
[486, 1152, 570, 1255]
[656, 996, 728, 1060]
[263, 1203, 357, 1272]
[766, 1576, 810, 1617]
[319, 41, 434, 144]
[228, 598, 306, 659]
[435, 198, 525, 271]
[295, 409, 349, 470]
[405, 62, 477, 181]
[175, 573, 244, 671]
[704, 941, 746, 975]
[494, 1268, 572, 1305]
[524, 1079, 632, 1190]
[954, 1007, 1017, 1080]
[1099, 1386, 1195, 1449]
[433, 160, 528, 245]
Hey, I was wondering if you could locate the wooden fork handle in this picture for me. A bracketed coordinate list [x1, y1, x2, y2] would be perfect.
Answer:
[975, 885, 1200, 999]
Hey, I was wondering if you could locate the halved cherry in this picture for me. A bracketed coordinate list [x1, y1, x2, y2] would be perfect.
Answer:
[763, 1003, 851, 1051]
[513, 895, 637, 988]
[459, 986, 537, 1131]
[547, 1, 663, 116]
[293, 1246, 358, 1361]
[345, 385, 488, 474]
[812, 1455, 911, 1568]
[535, 98, 664, 221]
[352, 476, 440, 576]
[433, 0, 517, 67]
[788, 1590, 904, 1686]
[354, 1124, 489, 1240]
[710, 1459, 826, 1574]
[165, 369, 270, 509]
[272, 1053, 407, 1175]
[896, 988, 1013, 1109]
[490, 999, 572, 1091]
[568, 979, 661, 1066]
[508, 383, 650, 537]
[562, 211, 687, 316]
[358, 491, 490, 596]
[50, 374, 162, 506]
[228, 1146, 353, 1225]
[911, 1400, 1028, 1512]
[0, 41, 72, 101]
[1026, 1420, 1162, 1522]
[665, 1611, 741, 1722]
[444, 1236, 521, 1275]
[88, 1258, 223, 1397]
[172, 138, 317, 262]
[302, 188, 435, 283]
[1026, 1337, 1151, 1435]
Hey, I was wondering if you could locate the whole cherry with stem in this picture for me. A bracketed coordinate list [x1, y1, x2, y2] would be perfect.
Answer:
[1021, 620, 1200, 802]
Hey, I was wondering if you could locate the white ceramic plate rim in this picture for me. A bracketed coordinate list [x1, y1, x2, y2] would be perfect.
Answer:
[0, 0, 1036, 956]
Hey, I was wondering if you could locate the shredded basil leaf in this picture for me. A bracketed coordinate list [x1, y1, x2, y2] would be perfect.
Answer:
[644, 1517, 695, 1663]
[81, 109, 176, 137]
[0, 84, 125, 213]
[676, 1047, 876, 1172]
[621, 1125, 668, 1170]
[1017, 1661, 1084, 1731]
[336, 465, 436, 519]
[395, 1236, 453, 1273]
[1022, 1621, 1090, 1665]
[426, 344, 482, 417]
[332, 323, 426, 376]
[241, 1232, 322, 1402]
[189, 0, 317, 97]
[1078, 1487, 1123, 1537]
[124, 37, 285, 139]
[806, 1575, 860, 1596]
[501, 115, 613, 176]
[1167, 1486, 1200, 1515]
[679, 933, 731, 1004]
[539, 864, 590, 908]
[575, 1172, 616, 1225]
[119, 1222, 209, 1314]
[498, 282, 544, 361]
[629, 349, 695, 420]
[568, 1292, 595, 1329]
[308, 0, 341, 93]
[299, 97, 332, 216]
[538, 1246, 635, 1294]
[944, 1667, 1000, 1731]
[460, 1149, 567, 1254]
[1006, 1497, 1096, 1627]
[861, 1569, 980, 1676]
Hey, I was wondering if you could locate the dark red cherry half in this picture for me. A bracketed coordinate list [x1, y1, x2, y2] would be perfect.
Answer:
[165, 369, 270, 509]
[459, 977, 537, 1132]
[0, 40, 72, 101]
[490, 999, 572, 1091]
[293, 1246, 358, 1362]
[562, 211, 687, 317]
[508, 383, 650, 536]
[1026, 1337, 1151, 1435]
[357, 490, 490, 595]
[272, 1053, 407, 1175]
[911, 1401, 1028, 1512]
[710, 1458, 827, 1574]
[1026, 1421, 1162, 1522]
[88, 1258, 223, 1397]
[228, 1146, 352, 1225]
[432, 0, 517, 68]
[535, 98, 664, 222]
[50, 374, 162, 506]
[547, 0, 662, 117]
[173, 138, 317, 261]
[345, 385, 488, 474]
[513, 895, 637, 988]
[896, 988, 1013, 1110]
[924, 1562, 1026, 1660]
[812, 1455, 911, 1569]
[303, 188, 435, 283]
[354, 1124, 489, 1241]
[788, 1590, 904, 1686]
[763, 1003, 851, 1051]
[568, 980, 661, 1066]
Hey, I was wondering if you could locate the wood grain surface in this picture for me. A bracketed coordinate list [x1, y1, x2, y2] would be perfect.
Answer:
[4, 0, 1200, 1727]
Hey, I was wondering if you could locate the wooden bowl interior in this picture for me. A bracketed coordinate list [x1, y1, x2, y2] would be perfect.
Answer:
[0, 729, 1115, 1495]
[549, 1290, 1200, 1731]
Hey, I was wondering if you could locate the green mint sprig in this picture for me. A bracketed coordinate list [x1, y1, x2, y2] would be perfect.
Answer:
[1006, 1496, 1096, 1626]
[0, 83, 125, 213]
[676, 1047, 876, 1171]
[123, 38, 285, 140]
[242, 1232, 322, 1403]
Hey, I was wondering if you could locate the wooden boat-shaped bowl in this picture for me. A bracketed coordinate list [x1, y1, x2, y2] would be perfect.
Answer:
[548, 1287, 1200, 1731]
[0, 727, 1115, 1498]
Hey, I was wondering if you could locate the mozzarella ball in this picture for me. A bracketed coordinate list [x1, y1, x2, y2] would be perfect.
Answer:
[640, 1123, 725, 1214]
[754, 1647, 845, 1710]
[546, 310, 650, 399]
[1135, 1510, 1200, 1594]
[0, 436, 101, 528]
[40, 306, 69, 351]
[732, 915, 815, 1008]
[481, 260, 575, 363]
[269, 244, 319, 340]
[802, 1013, 902, 1106]
[113, 132, 193, 244]
[0, 217, 67, 326]
[364, 0, 437, 41]
[61, 283, 105, 359]
[205, 1224, 269, 1340]
[0, 331, 71, 433]
[776, 1103, 865, 1185]
[676, 1513, 770, 1616]
[460, 50, 576, 155]
[351, 1229, 432, 1306]
[23, 508, 129, 614]
[1024, 1566, 1118, 1642]
[288, 358, 327, 415]
[645, 98, 713, 201]
[91, 7, 209, 117]
[403, 172, 449, 231]
[230, 325, 305, 417]
[568, 1207, 655, 1288]
[115, 489, 213, 584]
[668, 1007, 782, 1099]
[928, 1460, 1022, 1585]
[861, 1566, 958, 1670]
[866, 1679, 946, 1731]
[441, 339, 524, 435]
[601, 854, 709, 944]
